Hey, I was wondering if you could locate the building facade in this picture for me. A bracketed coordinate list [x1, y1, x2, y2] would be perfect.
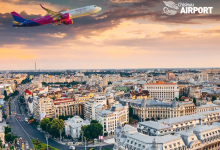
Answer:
[97, 102, 129, 135]
[130, 99, 195, 121]
[144, 81, 179, 100]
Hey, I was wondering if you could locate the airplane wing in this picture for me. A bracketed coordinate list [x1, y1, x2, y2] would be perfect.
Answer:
[40, 4, 62, 20]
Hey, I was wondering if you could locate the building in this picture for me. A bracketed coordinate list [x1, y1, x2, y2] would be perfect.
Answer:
[196, 103, 219, 113]
[0, 126, 4, 146]
[65, 116, 90, 139]
[97, 102, 128, 135]
[144, 81, 179, 100]
[114, 123, 220, 150]
[33, 97, 84, 121]
[130, 99, 195, 121]
[93, 95, 107, 105]
[84, 100, 105, 121]
[167, 72, 175, 81]
[34, 97, 55, 121]
[114, 109, 220, 150]
[54, 98, 83, 118]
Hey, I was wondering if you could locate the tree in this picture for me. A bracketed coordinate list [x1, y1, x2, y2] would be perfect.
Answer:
[145, 118, 150, 121]
[212, 95, 217, 101]
[5, 133, 17, 142]
[40, 118, 50, 131]
[3, 114, 7, 121]
[193, 97, 197, 106]
[0, 139, 2, 149]
[81, 122, 103, 140]
[49, 122, 60, 138]
[81, 81, 86, 85]
[46, 122, 52, 133]
[156, 117, 161, 121]
[57, 119, 65, 141]
[91, 120, 98, 124]
[132, 114, 139, 121]
[108, 81, 112, 85]
[129, 107, 133, 117]
[3, 90, 9, 100]
[10, 90, 19, 97]
[129, 117, 133, 124]
[4, 126, 11, 134]
[151, 117, 155, 121]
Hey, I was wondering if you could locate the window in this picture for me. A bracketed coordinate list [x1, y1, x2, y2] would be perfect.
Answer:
[164, 146, 167, 149]
[169, 145, 172, 148]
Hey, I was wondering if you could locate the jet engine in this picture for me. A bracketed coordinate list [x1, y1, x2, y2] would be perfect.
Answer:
[61, 13, 71, 20]
[64, 19, 73, 25]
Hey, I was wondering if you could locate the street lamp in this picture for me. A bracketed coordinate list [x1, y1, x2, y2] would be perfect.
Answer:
[44, 132, 49, 150]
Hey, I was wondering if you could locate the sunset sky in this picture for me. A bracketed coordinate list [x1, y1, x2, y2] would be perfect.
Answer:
[0, 0, 220, 70]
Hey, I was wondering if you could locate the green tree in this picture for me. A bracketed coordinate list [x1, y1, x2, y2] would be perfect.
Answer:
[3, 114, 7, 121]
[3, 90, 9, 100]
[57, 119, 65, 141]
[5, 134, 17, 142]
[46, 122, 52, 133]
[151, 117, 155, 121]
[193, 97, 197, 106]
[0, 139, 2, 149]
[145, 118, 150, 121]
[129, 117, 133, 124]
[49, 122, 60, 137]
[81, 122, 103, 140]
[40, 118, 50, 131]
[212, 95, 217, 101]
[129, 107, 133, 117]
[132, 114, 139, 121]
[4, 126, 11, 134]
[81, 81, 86, 85]
[91, 120, 98, 124]
[156, 117, 161, 121]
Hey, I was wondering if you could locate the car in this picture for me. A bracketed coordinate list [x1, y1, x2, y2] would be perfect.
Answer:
[17, 117, 21, 119]
[69, 146, 75, 150]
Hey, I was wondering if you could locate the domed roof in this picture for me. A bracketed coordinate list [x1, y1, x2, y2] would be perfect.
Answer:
[171, 98, 178, 108]
[141, 99, 147, 107]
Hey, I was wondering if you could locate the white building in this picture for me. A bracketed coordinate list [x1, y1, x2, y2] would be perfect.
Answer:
[144, 81, 179, 100]
[114, 120, 220, 150]
[97, 102, 128, 135]
[84, 100, 105, 121]
[93, 95, 107, 105]
[65, 116, 90, 139]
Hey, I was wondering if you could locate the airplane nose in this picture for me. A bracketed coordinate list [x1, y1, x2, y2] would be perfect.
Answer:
[98, 7, 102, 12]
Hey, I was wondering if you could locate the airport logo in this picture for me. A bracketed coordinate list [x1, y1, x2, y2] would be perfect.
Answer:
[163, 1, 213, 15]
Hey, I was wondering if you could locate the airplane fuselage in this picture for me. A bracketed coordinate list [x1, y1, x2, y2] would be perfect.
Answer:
[13, 5, 101, 27]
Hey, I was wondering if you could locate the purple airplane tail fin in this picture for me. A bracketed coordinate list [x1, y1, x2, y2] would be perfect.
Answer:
[11, 11, 27, 23]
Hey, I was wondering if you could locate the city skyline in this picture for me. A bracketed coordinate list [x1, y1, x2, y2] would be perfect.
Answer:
[1, 0, 220, 70]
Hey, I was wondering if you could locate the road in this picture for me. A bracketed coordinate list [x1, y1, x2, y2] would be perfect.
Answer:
[9, 95, 70, 150]
[8, 87, 114, 150]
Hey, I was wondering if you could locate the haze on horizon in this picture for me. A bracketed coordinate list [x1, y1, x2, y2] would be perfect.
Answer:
[0, 0, 220, 70]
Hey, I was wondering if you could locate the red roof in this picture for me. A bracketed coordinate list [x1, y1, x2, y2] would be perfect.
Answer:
[54, 98, 75, 105]
[24, 89, 32, 95]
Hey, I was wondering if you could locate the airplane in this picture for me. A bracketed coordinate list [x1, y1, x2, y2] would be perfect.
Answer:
[11, 4, 102, 27]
